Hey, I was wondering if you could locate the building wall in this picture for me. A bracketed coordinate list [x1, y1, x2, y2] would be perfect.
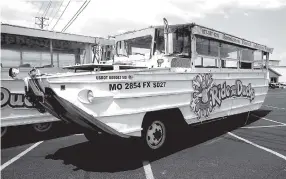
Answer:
[269, 69, 279, 83]
[269, 60, 280, 66]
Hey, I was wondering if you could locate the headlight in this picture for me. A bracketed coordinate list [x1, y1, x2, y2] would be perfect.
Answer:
[87, 90, 93, 103]
[29, 68, 41, 78]
[157, 59, 164, 67]
[9, 68, 20, 78]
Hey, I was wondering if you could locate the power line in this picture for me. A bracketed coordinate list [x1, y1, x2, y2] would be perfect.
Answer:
[42, 0, 52, 18]
[51, 0, 71, 31]
[61, 0, 88, 32]
[61, 0, 91, 32]
[36, 2, 45, 17]
[49, 0, 64, 26]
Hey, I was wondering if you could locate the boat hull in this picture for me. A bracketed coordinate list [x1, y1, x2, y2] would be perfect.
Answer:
[25, 68, 269, 137]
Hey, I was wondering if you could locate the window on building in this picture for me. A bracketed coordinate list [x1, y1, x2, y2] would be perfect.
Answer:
[58, 53, 75, 67]
[271, 77, 277, 83]
[22, 52, 53, 67]
[1, 49, 21, 67]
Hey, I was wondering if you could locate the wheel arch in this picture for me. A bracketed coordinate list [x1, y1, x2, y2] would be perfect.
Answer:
[141, 107, 187, 132]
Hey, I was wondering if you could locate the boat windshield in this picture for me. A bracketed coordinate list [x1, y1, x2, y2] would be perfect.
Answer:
[155, 28, 191, 57]
[171, 28, 191, 57]
[116, 35, 152, 59]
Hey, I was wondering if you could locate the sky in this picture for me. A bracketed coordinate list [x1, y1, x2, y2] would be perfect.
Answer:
[1, 0, 286, 65]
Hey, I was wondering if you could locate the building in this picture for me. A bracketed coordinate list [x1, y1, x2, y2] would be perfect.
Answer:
[1, 23, 114, 69]
[268, 68, 281, 83]
[270, 66, 286, 83]
[267, 59, 286, 83]
[269, 59, 281, 66]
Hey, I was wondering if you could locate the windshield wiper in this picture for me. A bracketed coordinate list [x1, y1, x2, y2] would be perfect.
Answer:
[165, 52, 190, 58]
[35, 64, 54, 68]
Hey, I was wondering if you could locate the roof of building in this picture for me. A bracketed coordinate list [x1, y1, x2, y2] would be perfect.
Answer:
[1, 23, 98, 44]
[269, 67, 282, 76]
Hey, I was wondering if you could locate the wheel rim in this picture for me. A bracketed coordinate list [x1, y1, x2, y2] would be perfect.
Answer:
[1, 127, 7, 138]
[146, 120, 166, 150]
[33, 123, 52, 132]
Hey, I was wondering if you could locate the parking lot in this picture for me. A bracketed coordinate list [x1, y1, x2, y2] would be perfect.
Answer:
[1, 88, 286, 179]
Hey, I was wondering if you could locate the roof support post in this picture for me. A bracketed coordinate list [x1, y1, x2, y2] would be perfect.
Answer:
[20, 48, 23, 66]
[85, 44, 92, 64]
[50, 39, 53, 67]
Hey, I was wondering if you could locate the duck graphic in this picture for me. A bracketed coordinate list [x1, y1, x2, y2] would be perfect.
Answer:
[190, 73, 214, 119]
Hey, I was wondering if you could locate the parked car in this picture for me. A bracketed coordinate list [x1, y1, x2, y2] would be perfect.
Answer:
[269, 83, 279, 89]
[278, 83, 286, 89]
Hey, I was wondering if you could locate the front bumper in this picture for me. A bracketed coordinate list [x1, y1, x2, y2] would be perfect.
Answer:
[26, 77, 130, 138]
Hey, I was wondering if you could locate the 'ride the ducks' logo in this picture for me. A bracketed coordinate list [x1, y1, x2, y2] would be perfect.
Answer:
[1, 87, 34, 108]
[190, 73, 255, 119]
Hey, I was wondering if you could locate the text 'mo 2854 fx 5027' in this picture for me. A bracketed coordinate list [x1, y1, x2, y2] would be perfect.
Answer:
[23, 18, 273, 152]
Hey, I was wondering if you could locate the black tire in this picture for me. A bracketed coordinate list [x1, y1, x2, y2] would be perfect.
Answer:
[141, 118, 170, 154]
[32, 122, 53, 133]
[1, 127, 8, 138]
[84, 131, 100, 142]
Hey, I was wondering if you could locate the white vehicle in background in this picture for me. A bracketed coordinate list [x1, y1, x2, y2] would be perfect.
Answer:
[23, 19, 273, 152]
[1, 24, 114, 138]
[278, 82, 286, 89]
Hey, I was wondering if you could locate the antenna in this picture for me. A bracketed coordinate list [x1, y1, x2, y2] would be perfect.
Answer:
[163, 18, 169, 55]
[35, 16, 49, 29]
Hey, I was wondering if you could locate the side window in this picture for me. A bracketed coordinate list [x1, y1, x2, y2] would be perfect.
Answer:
[155, 29, 165, 54]
[254, 50, 263, 68]
[240, 48, 254, 69]
[220, 43, 240, 68]
[196, 37, 219, 57]
[195, 36, 219, 68]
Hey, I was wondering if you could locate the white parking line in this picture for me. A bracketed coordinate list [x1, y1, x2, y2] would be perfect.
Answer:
[241, 124, 286, 129]
[267, 92, 286, 95]
[228, 132, 286, 161]
[263, 105, 286, 110]
[251, 114, 286, 125]
[143, 161, 155, 179]
[0, 141, 43, 171]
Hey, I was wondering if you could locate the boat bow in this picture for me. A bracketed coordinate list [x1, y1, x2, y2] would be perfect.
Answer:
[24, 72, 130, 138]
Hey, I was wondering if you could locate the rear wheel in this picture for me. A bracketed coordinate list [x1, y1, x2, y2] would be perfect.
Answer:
[32, 122, 53, 133]
[1, 127, 8, 138]
[84, 131, 100, 142]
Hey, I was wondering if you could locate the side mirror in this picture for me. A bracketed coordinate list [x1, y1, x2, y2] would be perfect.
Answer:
[9, 68, 20, 79]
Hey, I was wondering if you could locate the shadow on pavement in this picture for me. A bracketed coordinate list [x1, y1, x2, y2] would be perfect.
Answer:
[1, 122, 82, 149]
[45, 110, 271, 172]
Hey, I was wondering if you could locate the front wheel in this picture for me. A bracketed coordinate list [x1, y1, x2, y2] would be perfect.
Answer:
[142, 119, 168, 153]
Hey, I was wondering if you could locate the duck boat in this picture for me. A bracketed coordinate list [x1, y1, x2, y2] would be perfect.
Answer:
[24, 19, 273, 151]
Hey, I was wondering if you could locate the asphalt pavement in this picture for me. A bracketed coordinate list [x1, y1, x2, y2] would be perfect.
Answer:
[1, 88, 286, 179]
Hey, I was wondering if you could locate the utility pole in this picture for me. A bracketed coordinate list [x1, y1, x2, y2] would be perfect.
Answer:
[35, 17, 49, 29]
